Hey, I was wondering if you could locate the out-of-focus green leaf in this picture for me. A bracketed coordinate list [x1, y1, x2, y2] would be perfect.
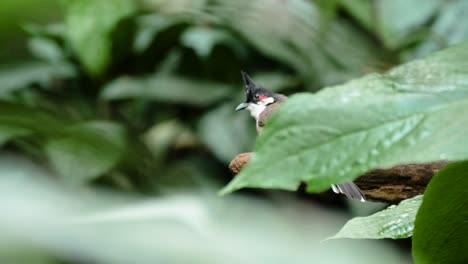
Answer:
[220, 43, 468, 195]
[28, 38, 65, 62]
[413, 161, 468, 264]
[339, 0, 374, 32]
[0, 62, 75, 96]
[44, 121, 127, 184]
[330, 195, 422, 240]
[251, 72, 301, 92]
[0, 101, 65, 137]
[101, 75, 232, 106]
[0, 103, 59, 146]
[208, 0, 386, 87]
[0, 102, 126, 183]
[143, 119, 197, 159]
[375, 0, 442, 49]
[155, 155, 223, 194]
[133, 14, 187, 54]
[23, 23, 65, 40]
[63, 0, 136, 77]
[181, 26, 247, 58]
[141, 0, 207, 14]
[0, 126, 31, 146]
[198, 103, 255, 163]
[152, 0, 385, 87]
[0, 237, 58, 264]
[409, 0, 468, 60]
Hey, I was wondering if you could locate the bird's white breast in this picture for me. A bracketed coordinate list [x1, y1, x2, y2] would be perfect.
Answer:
[246, 103, 266, 120]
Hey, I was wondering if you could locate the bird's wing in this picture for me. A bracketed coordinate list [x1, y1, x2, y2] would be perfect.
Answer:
[331, 182, 366, 202]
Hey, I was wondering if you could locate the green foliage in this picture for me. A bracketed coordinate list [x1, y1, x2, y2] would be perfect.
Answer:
[375, 0, 442, 49]
[330, 196, 422, 240]
[0, 102, 65, 139]
[409, 0, 468, 60]
[101, 74, 233, 106]
[44, 121, 127, 183]
[1, 0, 468, 262]
[0, 102, 127, 183]
[198, 103, 255, 163]
[412, 161, 468, 264]
[221, 42, 468, 195]
[63, 0, 137, 77]
[0, 62, 74, 96]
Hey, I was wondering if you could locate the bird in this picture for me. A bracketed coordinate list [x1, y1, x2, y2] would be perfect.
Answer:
[235, 71, 366, 202]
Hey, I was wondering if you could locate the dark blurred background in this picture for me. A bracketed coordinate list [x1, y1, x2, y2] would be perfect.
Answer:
[0, 0, 467, 263]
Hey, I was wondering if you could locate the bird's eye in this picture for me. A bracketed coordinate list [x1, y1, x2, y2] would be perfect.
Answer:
[254, 94, 259, 99]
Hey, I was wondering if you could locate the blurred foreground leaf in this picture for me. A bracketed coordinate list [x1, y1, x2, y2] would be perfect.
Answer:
[221, 42, 468, 195]
[63, 0, 136, 77]
[330, 196, 422, 240]
[101, 75, 232, 106]
[0, 154, 406, 264]
[412, 161, 468, 264]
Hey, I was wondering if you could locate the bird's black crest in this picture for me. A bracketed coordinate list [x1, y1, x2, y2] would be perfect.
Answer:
[241, 71, 256, 93]
[240, 71, 275, 103]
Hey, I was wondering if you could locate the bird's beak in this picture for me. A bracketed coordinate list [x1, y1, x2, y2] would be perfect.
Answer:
[235, 102, 249, 111]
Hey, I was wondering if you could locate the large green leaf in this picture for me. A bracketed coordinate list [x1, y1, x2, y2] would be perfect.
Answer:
[220, 42, 468, 195]
[44, 121, 127, 184]
[330, 195, 422, 240]
[63, 0, 136, 77]
[412, 161, 468, 264]
[101, 75, 232, 106]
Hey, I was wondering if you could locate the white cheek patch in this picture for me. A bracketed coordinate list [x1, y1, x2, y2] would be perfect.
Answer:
[260, 97, 274, 106]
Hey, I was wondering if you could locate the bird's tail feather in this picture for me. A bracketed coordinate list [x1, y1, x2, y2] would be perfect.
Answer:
[331, 182, 366, 202]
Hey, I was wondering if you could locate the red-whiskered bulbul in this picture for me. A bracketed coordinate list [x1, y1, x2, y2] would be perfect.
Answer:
[235, 71, 366, 202]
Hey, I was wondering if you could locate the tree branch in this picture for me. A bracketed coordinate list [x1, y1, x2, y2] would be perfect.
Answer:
[229, 152, 448, 203]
